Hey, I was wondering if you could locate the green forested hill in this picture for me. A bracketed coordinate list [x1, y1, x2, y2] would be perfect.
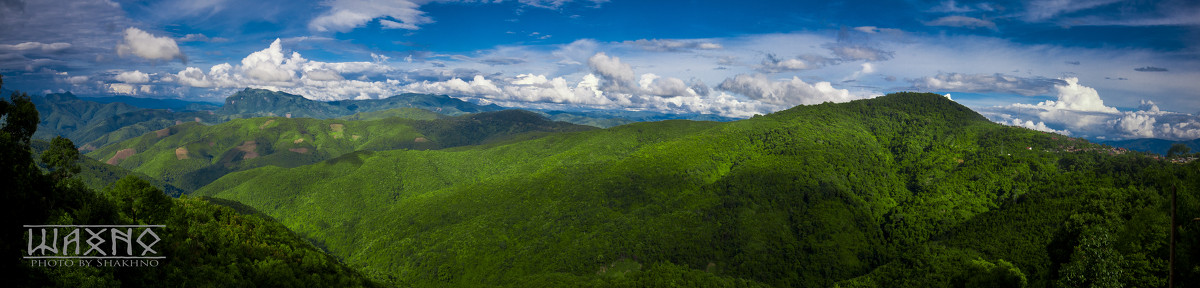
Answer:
[30, 92, 224, 151]
[88, 110, 592, 192]
[30, 92, 143, 140]
[2, 79, 380, 287]
[194, 92, 1197, 286]
[32, 139, 187, 196]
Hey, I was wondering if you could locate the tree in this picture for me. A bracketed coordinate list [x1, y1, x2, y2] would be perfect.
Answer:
[1167, 143, 1190, 157]
[1057, 226, 1124, 288]
[0, 78, 39, 147]
[41, 136, 81, 180]
[0, 74, 50, 284]
[965, 258, 1028, 288]
[106, 175, 172, 224]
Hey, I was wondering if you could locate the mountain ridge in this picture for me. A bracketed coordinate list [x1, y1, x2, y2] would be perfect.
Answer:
[218, 88, 504, 118]
[193, 92, 1177, 287]
[89, 109, 594, 192]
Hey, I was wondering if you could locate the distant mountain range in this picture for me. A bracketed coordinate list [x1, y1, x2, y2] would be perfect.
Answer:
[78, 95, 220, 110]
[30, 92, 223, 151]
[1102, 138, 1200, 155]
[218, 88, 504, 118]
[88, 109, 592, 192]
[30, 88, 738, 152]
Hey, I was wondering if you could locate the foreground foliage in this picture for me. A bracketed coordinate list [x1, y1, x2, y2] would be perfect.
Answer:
[1, 76, 379, 287]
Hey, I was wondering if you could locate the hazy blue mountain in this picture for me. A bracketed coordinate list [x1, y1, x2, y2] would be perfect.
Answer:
[34, 88, 738, 155]
[30, 92, 223, 151]
[219, 88, 734, 128]
[219, 88, 503, 118]
[79, 95, 221, 110]
[1102, 138, 1200, 155]
[30, 92, 146, 141]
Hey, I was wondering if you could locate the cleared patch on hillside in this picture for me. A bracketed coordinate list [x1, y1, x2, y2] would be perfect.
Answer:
[155, 128, 169, 137]
[176, 147, 189, 160]
[259, 119, 275, 130]
[330, 124, 345, 139]
[236, 141, 259, 159]
[107, 148, 135, 165]
[351, 135, 361, 140]
[294, 138, 305, 144]
[414, 137, 429, 143]
[288, 148, 309, 154]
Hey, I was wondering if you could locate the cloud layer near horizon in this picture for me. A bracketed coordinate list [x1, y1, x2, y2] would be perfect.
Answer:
[976, 78, 1200, 140]
[166, 40, 857, 118]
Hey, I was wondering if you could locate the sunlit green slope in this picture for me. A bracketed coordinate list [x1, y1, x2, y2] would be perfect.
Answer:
[196, 92, 1198, 287]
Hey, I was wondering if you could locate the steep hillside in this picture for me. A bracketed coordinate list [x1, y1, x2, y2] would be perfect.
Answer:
[90, 110, 592, 192]
[32, 139, 186, 196]
[192, 92, 1199, 286]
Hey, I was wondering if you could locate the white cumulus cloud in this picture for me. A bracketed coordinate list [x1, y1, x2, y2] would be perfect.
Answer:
[1031, 77, 1118, 113]
[240, 39, 303, 83]
[115, 70, 150, 84]
[716, 74, 855, 106]
[171, 39, 393, 100]
[1010, 118, 1071, 135]
[116, 27, 186, 63]
[980, 77, 1200, 140]
[588, 52, 637, 93]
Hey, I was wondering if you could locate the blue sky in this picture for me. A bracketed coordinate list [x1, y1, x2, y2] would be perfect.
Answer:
[1, 0, 1198, 140]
